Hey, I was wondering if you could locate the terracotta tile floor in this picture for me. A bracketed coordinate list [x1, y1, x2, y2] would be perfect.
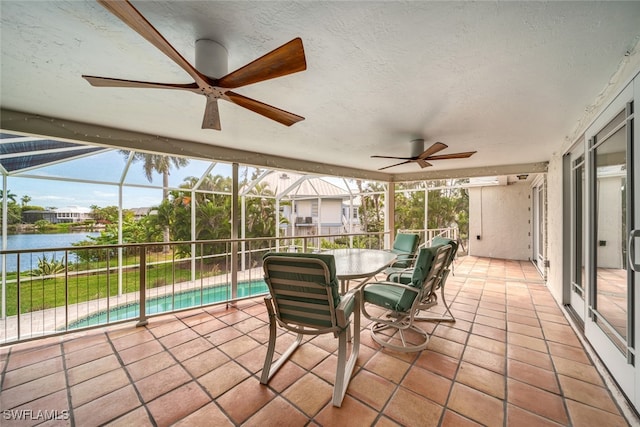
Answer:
[1, 256, 637, 426]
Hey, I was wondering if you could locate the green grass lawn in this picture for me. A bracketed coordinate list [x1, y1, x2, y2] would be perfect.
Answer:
[1, 256, 219, 316]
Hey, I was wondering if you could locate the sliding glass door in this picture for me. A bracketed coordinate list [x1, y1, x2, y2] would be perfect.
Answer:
[581, 81, 638, 407]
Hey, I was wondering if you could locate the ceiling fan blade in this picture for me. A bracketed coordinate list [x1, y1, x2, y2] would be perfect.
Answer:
[202, 97, 221, 130]
[371, 155, 414, 160]
[426, 151, 477, 160]
[377, 160, 412, 171]
[418, 142, 448, 159]
[96, 0, 209, 88]
[224, 91, 304, 126]
[216, 38, 307, 89]
[417, 159, 432, 168]
[82, 75, 199, 91]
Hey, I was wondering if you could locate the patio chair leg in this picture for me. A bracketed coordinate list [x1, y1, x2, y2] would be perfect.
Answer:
[414, 285, 456, 323]
[369, 319, 429, 353]
[260, 298, 303, 384]
[332, 304, 360, 407]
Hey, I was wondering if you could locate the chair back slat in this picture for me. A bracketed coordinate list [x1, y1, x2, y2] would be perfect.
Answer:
[268, 264, 330, 277]
[420, 245, 451, 294]
[430, 236, 458, 267]
[278, 306, 333, 323]
[269, 287, 328, 300]
[263, 253, 340, 330]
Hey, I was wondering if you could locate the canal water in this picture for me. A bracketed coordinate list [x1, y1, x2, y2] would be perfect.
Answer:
[0, 232, 100, 273]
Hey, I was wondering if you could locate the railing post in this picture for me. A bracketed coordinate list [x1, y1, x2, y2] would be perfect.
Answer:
[137, 246, 148, 327]
[64, 250, 69, 330]
[16, 253, 20, 339]
[231, 163, 239, 300]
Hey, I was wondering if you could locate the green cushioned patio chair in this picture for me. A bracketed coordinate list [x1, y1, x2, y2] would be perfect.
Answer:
[361, 244, 452, 352]
[261, 252, 360, 407]
[387, 236, 458, 322]
[387, 232, 420, 272]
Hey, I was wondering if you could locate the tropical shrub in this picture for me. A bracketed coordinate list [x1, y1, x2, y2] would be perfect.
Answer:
[28, 255, 66, 276]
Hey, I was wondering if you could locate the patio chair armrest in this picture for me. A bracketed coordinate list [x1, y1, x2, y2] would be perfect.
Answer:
[336, 289, 359, 327]
[362, 280, 419, 294]
[386, 270, 413, 283]
[360, 281, 420, 315]
[394, 254, 416, 264]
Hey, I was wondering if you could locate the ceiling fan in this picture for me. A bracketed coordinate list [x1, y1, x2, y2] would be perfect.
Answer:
[372, 139, 477, 171]
[82, 0, 307, 131]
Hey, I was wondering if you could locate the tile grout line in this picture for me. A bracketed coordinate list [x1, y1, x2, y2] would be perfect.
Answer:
[533, 276, 574, 426]
[61, 337, 78, 427]
[435, 273, 478, 426]
[147, 313, 241, 426]
[0, 345, 11, 392]
[103, 327, 158, 427]
[557, 302, 639, 426]
[502, 274, 509, 427]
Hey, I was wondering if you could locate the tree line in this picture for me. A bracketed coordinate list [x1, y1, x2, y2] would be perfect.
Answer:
[1, 153, 469, 250]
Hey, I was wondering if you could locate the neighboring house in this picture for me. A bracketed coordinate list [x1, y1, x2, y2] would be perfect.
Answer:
[52, 206, 93, 224]
[21, 210, 57, 224]
[243, 171, 361, 237]
[22, 206, 93, 224]
[129, 207, 152, 221]
[23, 206, 151, 225]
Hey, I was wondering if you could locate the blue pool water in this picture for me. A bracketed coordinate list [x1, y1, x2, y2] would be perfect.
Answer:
[68, 280, 269, 329]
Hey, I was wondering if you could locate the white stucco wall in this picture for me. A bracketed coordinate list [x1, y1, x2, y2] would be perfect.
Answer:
[468, 183, 531, 260]
[546, 153, 564, 303]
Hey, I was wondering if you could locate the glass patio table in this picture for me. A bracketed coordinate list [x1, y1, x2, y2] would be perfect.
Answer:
[322, 248, 398, 294]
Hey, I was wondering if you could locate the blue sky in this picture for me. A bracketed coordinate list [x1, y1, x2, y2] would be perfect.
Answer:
[7, 149, 228, 209]
[6, 149, 353, 210]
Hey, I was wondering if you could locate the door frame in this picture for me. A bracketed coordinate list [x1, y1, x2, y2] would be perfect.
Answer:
[583, 81, 637, 404]
[565, 140, 587, 325]
[531, 175, 546, 278]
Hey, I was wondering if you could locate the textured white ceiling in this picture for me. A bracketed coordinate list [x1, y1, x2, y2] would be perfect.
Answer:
[1, 1, 640, 177]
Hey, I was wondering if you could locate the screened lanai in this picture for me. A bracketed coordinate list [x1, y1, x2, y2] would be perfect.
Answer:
[0, 131, 399, 324]
[0, 130, 385, 242]
[1, 129, 532, 254]
[0, 124, 545, 334]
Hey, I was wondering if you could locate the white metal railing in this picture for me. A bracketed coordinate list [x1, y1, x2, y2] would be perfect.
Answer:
[0, 231, 387, 345]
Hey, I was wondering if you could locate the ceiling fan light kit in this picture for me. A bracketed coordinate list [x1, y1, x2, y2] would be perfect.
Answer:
[82, 0, 307, 131]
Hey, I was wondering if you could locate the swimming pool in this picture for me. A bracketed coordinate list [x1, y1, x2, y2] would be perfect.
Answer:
[68, 280, 269, 329]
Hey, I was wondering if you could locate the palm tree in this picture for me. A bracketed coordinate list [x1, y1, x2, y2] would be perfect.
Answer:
[129, 153, 190, 199]
[246, 182, 276, 238]
[0, 189, 17, 203]
[20, 195, 32, 207]
[126, 152, 189, 251]
[355, 180, 368, 232]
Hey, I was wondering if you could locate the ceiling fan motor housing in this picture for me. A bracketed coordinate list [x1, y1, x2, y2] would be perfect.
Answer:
[195, 39, 228, 79]
[410, 139, 425, 157]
